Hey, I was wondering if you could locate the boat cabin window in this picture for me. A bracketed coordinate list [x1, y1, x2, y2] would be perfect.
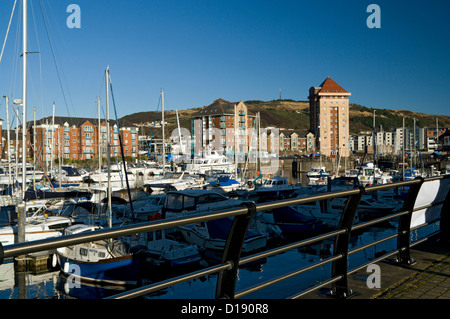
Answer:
[98, 252, 106, 258]
[197, 195, 210, 205]
[166, 194, 183, 211]
[210, 193, 227, 202]
[48, 222, 70, 230]
[165, 193, 195, 211]
[183, 196, 196, 210]
[80, 247, 88, 256]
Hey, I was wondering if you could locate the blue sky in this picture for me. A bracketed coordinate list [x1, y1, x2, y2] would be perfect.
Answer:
[0, 0, 449, 124]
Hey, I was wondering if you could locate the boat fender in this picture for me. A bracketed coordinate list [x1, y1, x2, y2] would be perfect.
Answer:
[51, 254, 58, 268]
[149, 212, 162, 221]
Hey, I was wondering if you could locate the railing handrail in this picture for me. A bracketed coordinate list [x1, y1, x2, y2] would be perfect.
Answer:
[0, 174, 449, 299]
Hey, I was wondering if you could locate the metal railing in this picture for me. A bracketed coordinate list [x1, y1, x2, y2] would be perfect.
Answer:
[0, 174, 449, 299]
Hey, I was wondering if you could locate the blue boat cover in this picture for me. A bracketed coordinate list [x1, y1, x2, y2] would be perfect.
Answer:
[206, 218, 259, 240]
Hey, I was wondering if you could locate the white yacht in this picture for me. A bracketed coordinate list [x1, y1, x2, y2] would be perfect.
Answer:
[185, 151, 235, 175]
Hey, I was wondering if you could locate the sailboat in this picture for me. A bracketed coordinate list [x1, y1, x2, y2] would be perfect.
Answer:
[57, 68, 142, 285]
[56, 224, 141, 286]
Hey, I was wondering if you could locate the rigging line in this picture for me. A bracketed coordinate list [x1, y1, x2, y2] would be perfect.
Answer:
[108, 72, 135, 223]
[0, 0, 17, 65]
[37, 0, 71, 117]
[45, 0, 75, 113]
[30, 0, 45, 113]
[9, 2, 21, 99]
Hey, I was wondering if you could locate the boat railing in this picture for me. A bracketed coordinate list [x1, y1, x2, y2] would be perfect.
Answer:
[0, 175, 449, 299]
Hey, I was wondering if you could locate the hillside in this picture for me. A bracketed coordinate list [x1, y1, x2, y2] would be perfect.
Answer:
[121, 100, 450, 137]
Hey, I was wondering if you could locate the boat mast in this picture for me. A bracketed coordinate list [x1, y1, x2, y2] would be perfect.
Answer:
[105, 67, 112, 228]
[21, 0, 27, 200]
[176, 109, 182, 154]
[98, 97, 102, 186]
[51, 102, 55, 174]
[3, 96, 12, 186]
[161, 89, 165, 176]
[372, 110, 376, 184]
[33, 106, 36, 187]
[402, 117, 405, 181]
[234, 104, 237, 175]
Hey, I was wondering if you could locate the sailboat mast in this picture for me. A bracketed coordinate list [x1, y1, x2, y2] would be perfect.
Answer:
[51, 102, 55, 174]
[161, 89, 165, 176]
[234, 104, 238, 175]
[3, 96, 12, 186]
[372, 110, 376, 184]
[21, 0, 27, 200]
[402, 117, 405, 181]
[98, 97, 102, 185]
[33, 106, 36, 187]
[105, 67, 112, 228]
[176, 109, 182, 154]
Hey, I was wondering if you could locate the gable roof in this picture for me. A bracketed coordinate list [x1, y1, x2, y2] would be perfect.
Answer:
[280, 129, 313, 138]
[193, 98, 237, 117]
[318, 77, 349, 94]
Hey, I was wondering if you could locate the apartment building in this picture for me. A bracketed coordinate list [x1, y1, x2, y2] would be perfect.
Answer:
[308, 77, 351, 157]
[191, 98, 257, 158]
[279, 130, 315, 155]
[26, 116, 138, 164]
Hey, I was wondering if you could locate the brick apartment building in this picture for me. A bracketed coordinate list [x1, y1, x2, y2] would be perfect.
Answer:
[309, 77, 351, 157]
[191, 99, 257, 158]
[25, 116, 138, 163]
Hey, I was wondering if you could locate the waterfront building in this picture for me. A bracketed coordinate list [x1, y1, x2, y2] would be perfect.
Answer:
[26, 116, 138, 164]
[426, 127, 450, 152]
[308, 77, 351, 157]
[279, 130, 315, 156]
[190, 98, 257, 159]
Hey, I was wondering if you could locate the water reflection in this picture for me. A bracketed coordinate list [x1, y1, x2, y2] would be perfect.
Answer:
[0, 202, 440, 300]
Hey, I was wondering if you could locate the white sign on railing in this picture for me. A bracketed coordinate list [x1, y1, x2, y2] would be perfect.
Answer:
[410, 178, 450, 228]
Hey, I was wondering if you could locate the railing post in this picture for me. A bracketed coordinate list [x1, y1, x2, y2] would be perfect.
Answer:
[396, 177, 424, 265]
[331, 186, 364, 298]
[215, 201, 257, 299]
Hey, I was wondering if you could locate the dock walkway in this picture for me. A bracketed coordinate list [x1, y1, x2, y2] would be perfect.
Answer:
[300, 235, 450, 299]
[348, 235, 450, 299]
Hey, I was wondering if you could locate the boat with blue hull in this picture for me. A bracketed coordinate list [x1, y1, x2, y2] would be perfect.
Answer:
[56, 225, 142, 286]
[272, 206, 324, 236]
[179, 218, 267, 253]
[206, 173, 241, 192]
[163, 190, 268, 253]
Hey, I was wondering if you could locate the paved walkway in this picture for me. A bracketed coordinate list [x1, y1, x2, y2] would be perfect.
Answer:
[374, 238, 450, 299]
[353, 235, 450, 299]
[300, 235, 450, 299]
[376, 254, 450, 299]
